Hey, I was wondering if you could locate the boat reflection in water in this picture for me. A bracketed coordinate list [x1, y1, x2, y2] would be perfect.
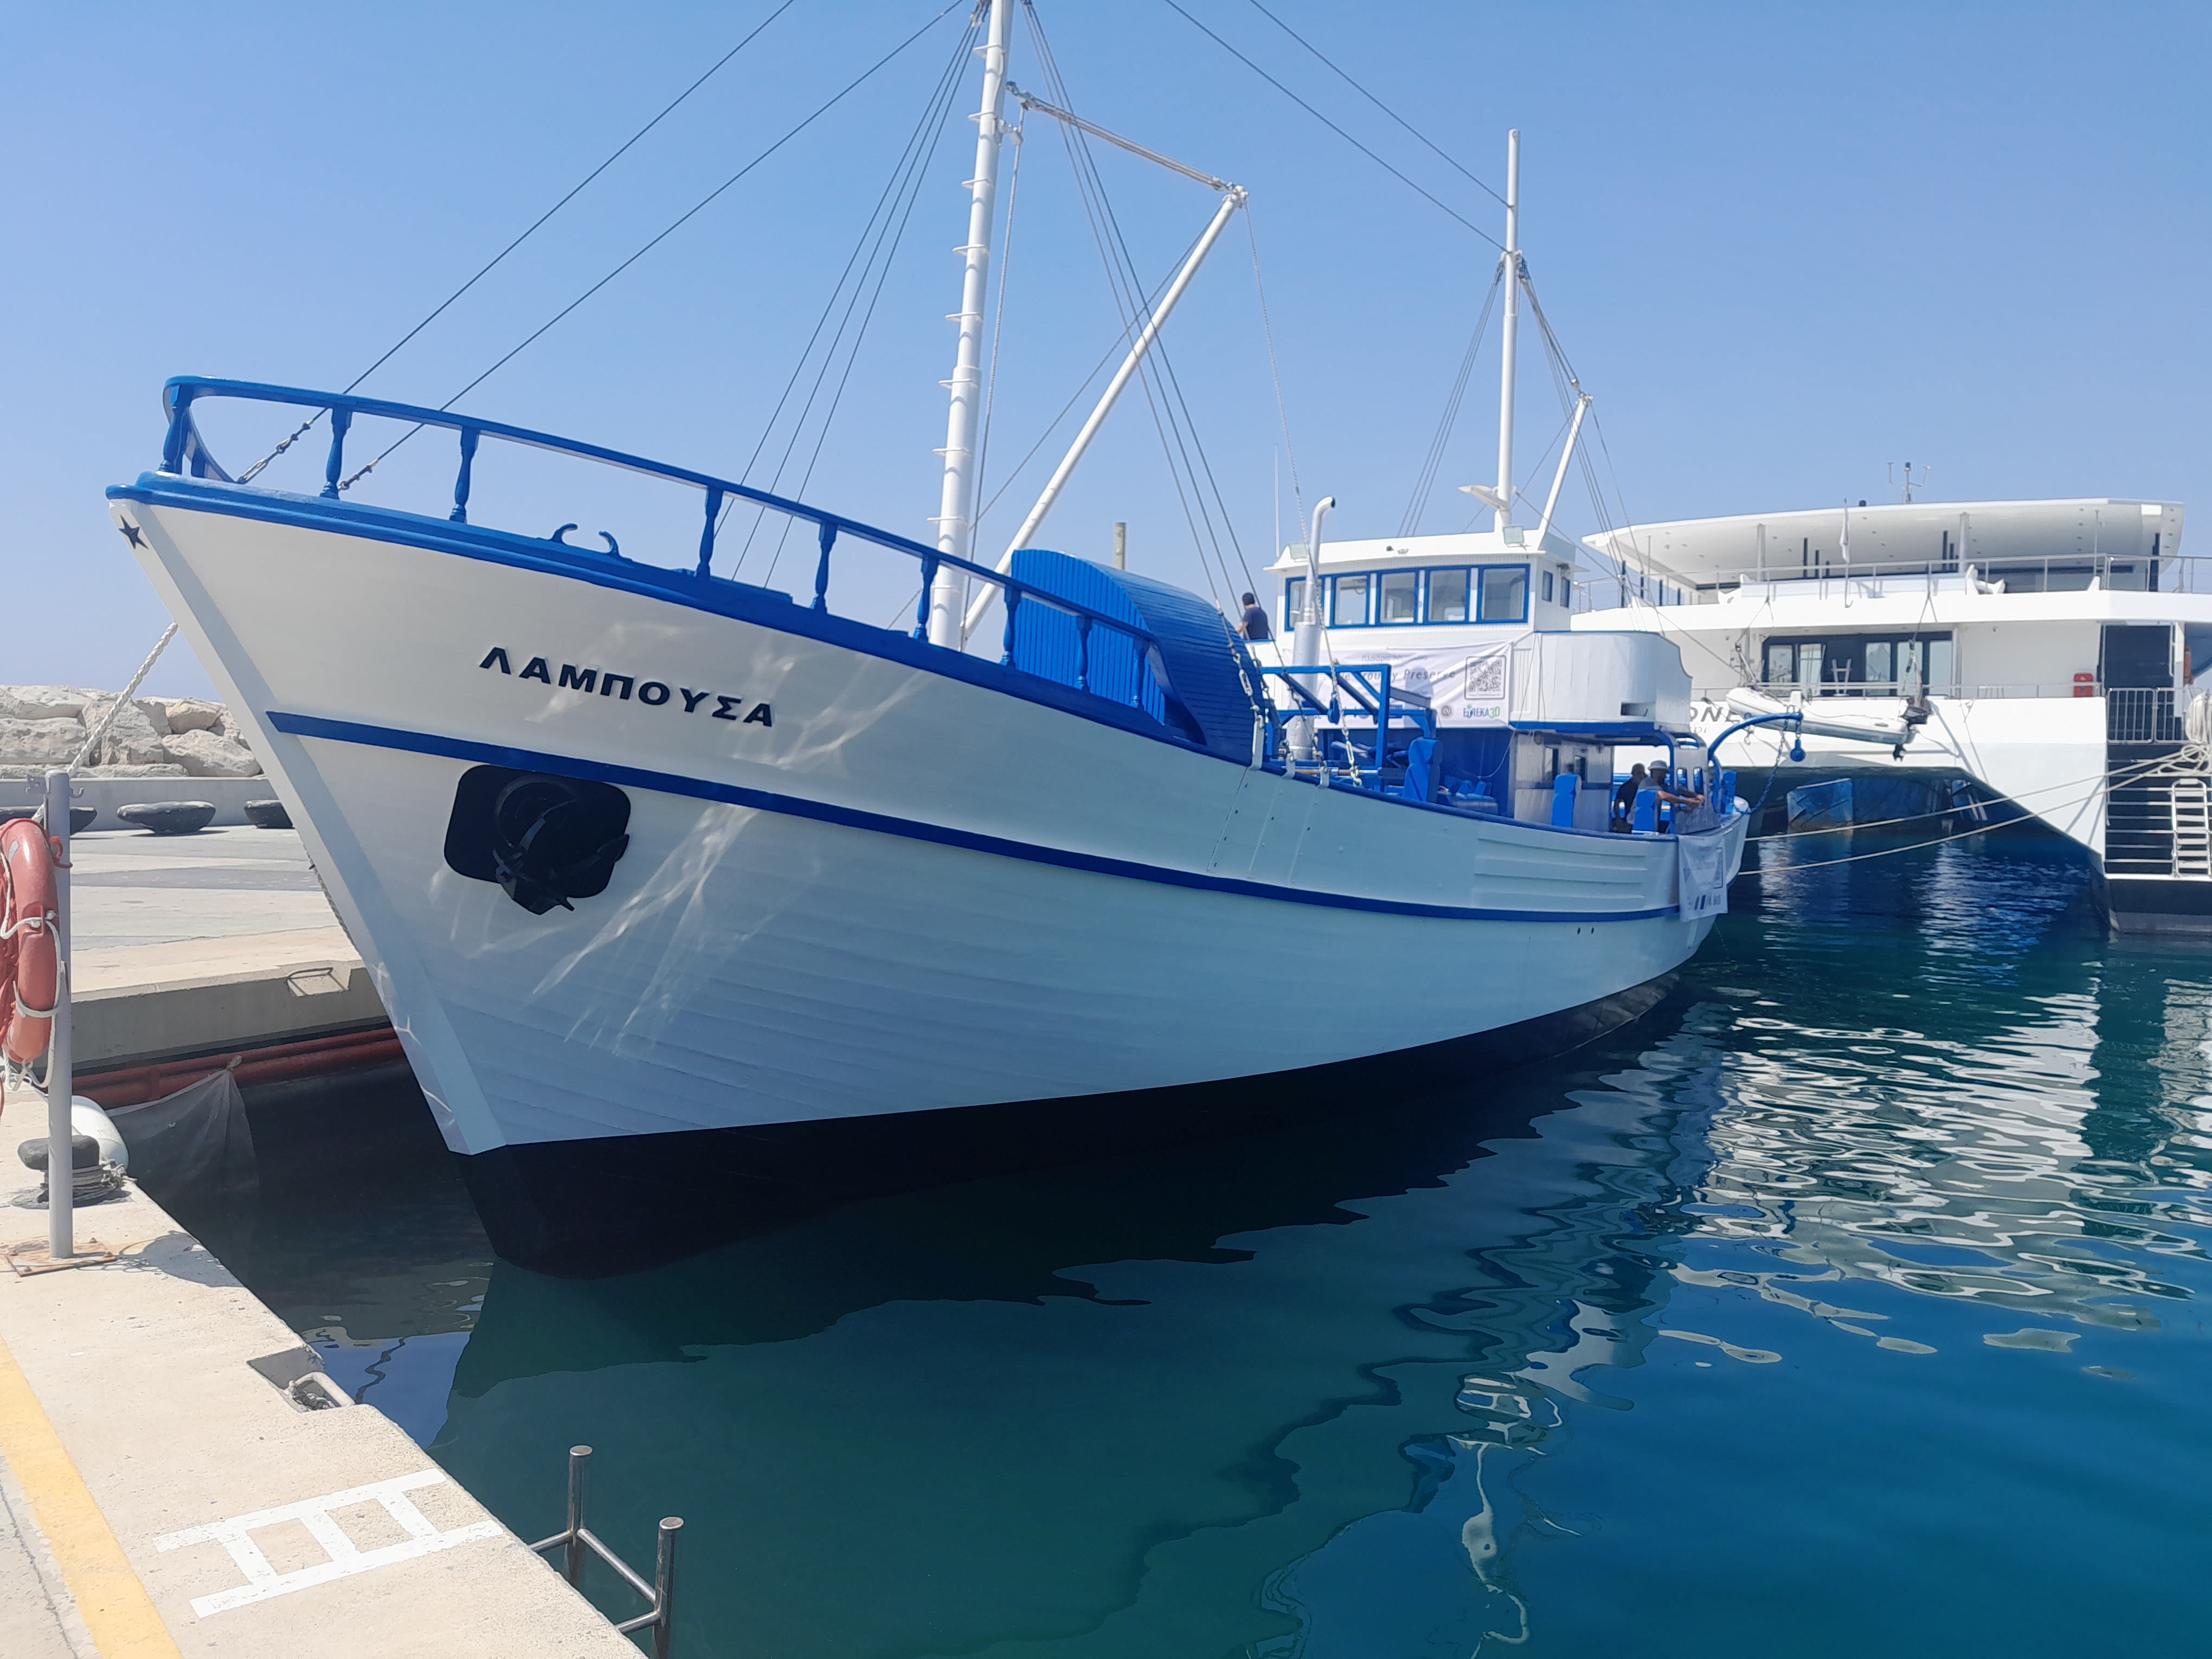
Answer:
[215, 827, 2212, 1656]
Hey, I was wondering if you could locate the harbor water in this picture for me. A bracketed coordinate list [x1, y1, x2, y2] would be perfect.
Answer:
[166, 826, 2212, 1657]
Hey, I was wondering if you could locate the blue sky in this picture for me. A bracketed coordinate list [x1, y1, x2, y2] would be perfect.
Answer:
[5, 1, 2208, 697]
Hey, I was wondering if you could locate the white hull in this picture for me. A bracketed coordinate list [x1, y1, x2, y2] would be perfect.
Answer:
[110, 463, 1741, 1267]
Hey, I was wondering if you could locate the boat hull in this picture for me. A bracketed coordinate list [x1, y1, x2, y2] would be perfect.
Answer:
[111, 477, 1739, 1271]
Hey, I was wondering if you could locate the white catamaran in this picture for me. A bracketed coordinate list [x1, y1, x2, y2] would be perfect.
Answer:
[107, 3, 1745, 1272]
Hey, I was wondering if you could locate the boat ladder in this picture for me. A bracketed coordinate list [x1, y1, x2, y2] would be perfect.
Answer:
[2171, 779, 2211, 879]
[529, 1445, 681, 1655]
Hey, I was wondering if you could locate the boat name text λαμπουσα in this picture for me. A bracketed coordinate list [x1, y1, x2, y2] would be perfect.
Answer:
[478, 647, 771, 726]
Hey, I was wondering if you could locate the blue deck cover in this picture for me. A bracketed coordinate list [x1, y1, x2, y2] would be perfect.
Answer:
[1007, 549, 1262, 763]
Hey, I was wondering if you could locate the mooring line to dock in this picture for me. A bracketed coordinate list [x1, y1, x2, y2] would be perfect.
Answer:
[1746, 748, 2196, 842]
[1747, 775, 2131, 873]
[0, 1327, 183, 1658]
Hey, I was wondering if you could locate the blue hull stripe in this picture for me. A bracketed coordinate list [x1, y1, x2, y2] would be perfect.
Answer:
[267, 711, 1681, 926]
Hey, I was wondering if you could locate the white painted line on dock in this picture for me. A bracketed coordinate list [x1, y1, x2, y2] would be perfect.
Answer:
[154, 1469, 501, 1617]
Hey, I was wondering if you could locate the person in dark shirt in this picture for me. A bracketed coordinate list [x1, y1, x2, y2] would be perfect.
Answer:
[1239, 591, 1271, 641]
[1610, 762, 1647, 832]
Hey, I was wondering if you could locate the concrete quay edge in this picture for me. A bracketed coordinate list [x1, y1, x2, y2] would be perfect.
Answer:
[0, 1156, 636, 1658]
[70, 928, 388, 1071]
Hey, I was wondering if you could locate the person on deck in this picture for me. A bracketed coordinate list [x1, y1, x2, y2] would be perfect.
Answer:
[1238, 591, 1271, 642]
[1610, 763, 1647, 832]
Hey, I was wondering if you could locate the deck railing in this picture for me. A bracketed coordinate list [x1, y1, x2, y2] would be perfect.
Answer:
[1574, 551, 2212, 611]
[154, 378, 1168, 711]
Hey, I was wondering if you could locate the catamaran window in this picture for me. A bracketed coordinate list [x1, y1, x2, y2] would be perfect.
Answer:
[1427, 569, 1471, 622]
[1763, 633, 1953, 695]
[1378, 569, 1420, 623]
[1478, 567, 1528, 623]
[1330, 573, 1370, 625]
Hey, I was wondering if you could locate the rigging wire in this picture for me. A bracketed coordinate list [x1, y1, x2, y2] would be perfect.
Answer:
[236, 0, 803, 485]
[1398, 265, 1501, 538]
[333, 1, 964, 495]
[1158, 0, 1503, 253]
[1244, 208, 1304, 548]
[969, 113, 1027, 546]
[972, 237, 1204, 525]
[1026, 6, 1253, 605]
[729, 9, 980, 520]
[1238, 0, 1507, 209]
[732, 10, 981, 575]
[758, 64, 974, 586]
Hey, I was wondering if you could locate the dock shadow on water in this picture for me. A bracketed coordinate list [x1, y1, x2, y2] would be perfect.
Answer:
[194, 826, 2212, 1659]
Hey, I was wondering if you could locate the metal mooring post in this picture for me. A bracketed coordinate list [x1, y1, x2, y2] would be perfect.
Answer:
[529, 1444, 681, 1653]
[564, 1445, 590, 1586]
[42, 768, 73, 1261]
[651, 1517, 681, 1659]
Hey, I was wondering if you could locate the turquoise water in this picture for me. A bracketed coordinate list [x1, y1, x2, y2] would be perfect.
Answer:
[217, 829, 2212, 1657]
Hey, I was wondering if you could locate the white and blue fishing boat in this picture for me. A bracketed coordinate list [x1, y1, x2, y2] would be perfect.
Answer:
[106, 3, 1746, 1273]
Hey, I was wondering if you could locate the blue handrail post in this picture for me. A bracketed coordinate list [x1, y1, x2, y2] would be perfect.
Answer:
[1076, 615, 1092, 694]
[449, 427, 480, 523]
[1000, 586, 1021, 668]
[914, 555, 938, 641]
[813, 522, 837, 613]
[321, 408, 352, 499]
[697, 487, 723, 579]
[160, 388, 194, 475]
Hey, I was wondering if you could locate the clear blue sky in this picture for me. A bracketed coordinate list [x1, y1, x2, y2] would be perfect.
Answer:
[6, 1, 2207, 698]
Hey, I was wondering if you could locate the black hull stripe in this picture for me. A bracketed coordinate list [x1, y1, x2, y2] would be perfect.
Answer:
[269, 711, 1680, 925]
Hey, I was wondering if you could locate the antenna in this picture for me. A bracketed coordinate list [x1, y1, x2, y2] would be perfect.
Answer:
[1887, 460, 1930, 504]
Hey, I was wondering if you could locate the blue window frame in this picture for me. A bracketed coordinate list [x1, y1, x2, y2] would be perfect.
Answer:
[1329, 572, 1369, 625]
[1377, 568, 1420, 625]
[1427, 567, 1471, 623]
[1478, 565, 1529, 622]
[1281, 563, 1530, 628]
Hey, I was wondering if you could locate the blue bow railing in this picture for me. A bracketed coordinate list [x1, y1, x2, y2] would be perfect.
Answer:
[155, 378, 1166, 702]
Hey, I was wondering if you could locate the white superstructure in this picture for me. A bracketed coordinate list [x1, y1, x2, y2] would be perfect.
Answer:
[1573, 497, 2212, 928]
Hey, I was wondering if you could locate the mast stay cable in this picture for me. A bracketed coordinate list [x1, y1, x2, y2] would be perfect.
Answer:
[331, 2, 964, 495]
[236, 0, 804, 485]
[1158, 0, 1503, 252]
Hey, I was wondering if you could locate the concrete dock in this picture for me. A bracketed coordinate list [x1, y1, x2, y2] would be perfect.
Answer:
[0, 1165, 636, 1656]
[0, 827, 642, 1655]
[62, 827, 387, 1073]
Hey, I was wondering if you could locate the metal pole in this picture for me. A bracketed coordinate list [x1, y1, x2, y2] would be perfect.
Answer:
[1533, 393, 1592, 548]
[1112, 521, 1126, 570]
[652, 1517, 681, 1659]
[1493, 130, 1521, 533]
[927, 0, 1013, 649]
[962, 185, 1245, 642]
[564, 1446, 590, 1586]
[41, 769, 72, 1260]
[1287, 496, 1336, 764]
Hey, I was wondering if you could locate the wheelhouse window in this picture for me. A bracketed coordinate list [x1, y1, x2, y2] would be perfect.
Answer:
[1477, 566, 1528, 622]
[1330, 573, 1369, 625]
[1427, 568, 1471, 622]
[1378, 569, 1420, 624]
[1282, 577, 1306, 632]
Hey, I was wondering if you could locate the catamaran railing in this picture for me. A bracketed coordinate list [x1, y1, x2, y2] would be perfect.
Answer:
[153, 377, 1169, 707]
[1574, 551, 2212, 611]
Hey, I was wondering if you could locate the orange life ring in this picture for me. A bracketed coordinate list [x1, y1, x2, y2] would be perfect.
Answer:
[0, 817, 59, 1067]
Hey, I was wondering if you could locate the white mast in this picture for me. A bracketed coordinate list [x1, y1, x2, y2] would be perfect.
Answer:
[1493, 129, 1521, 534]
[926, 0, 1013, 649]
